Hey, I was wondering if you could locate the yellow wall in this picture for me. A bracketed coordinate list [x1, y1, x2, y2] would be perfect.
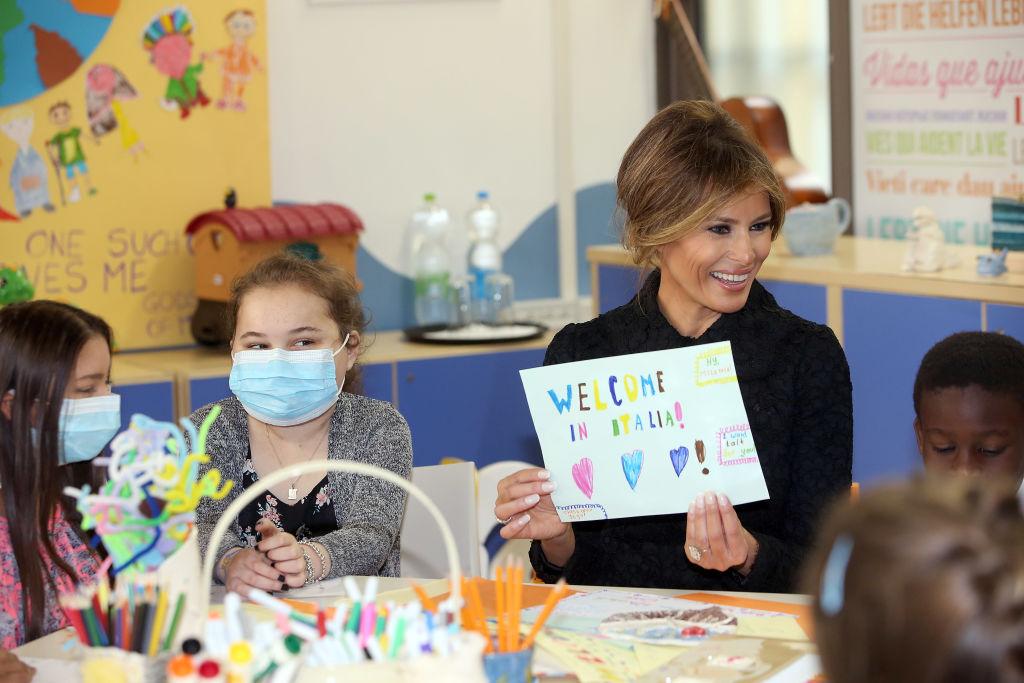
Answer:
[0, 2, 270, 349]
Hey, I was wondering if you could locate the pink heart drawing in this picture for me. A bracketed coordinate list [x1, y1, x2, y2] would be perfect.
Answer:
[571, 457, 594, 499]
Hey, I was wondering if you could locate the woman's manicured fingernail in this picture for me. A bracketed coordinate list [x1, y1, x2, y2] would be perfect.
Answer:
[718, 493, 730, 507]
[704, 492, 716, 506]
[517, 514, 531, 526]
[524, 494, 540, 505]
[696, 495, 705, 510]
[277, 574, 285, 582]
[280, 584, 288, 592]
[538, 470, 551, 480]
[540, 482, 557, 493]
[688, 502, 695, 515]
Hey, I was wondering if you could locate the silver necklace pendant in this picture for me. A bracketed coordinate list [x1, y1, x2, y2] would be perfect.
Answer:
[288, 485, 298, 501]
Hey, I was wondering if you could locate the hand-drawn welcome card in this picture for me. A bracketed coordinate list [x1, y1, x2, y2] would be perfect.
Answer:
[520, 342, 769, 522]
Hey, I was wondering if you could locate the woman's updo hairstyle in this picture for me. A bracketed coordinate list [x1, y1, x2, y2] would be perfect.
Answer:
[617, 100, 786, 269]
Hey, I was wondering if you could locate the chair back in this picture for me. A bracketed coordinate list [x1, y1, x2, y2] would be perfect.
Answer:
[401, 461, 481, 578]
[476, 460, 536, 576]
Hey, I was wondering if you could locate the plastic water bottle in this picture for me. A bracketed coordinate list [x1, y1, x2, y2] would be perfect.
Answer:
[466, 191, 501, 320]
[412, 193, 453, 326]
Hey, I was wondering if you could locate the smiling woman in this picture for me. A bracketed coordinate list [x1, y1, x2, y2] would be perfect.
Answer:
[191, 254, 412, 593]
[494, 100, 854, 592]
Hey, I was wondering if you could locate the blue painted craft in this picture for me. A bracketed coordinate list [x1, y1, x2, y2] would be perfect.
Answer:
[977, 248, 1008, 276]
[621, 450, 643, 490]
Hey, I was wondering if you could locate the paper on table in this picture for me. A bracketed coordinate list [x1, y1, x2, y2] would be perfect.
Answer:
[635, 637, 812, 683]
[735, 616, 808, 641]
[632, 642, 691, 673]
[681, 592, 814, 638]
[19, 657, 81, 682]
[520, 342, 769, 522]
[520, 589, 792, 645]
[534, 628, 640, 683]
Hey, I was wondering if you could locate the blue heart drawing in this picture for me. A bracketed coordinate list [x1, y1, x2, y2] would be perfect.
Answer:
[621, 450, 643, 490]
[670, 446, 689, 477]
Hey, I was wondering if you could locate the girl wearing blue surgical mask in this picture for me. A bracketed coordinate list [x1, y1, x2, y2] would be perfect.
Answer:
[193, 254, 412, 596]
[0, 301, 120, 649]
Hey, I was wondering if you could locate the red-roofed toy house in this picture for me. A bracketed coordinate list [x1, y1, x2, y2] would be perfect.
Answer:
[185, 202, 363, 345]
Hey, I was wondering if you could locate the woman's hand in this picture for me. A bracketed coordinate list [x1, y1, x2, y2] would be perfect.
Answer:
[223, 548, 288, 595]
[0, 650, 34, 683]
[495, 468, 565, 541]
[255, 519, 306, 588]
[684, 491, 759, 575]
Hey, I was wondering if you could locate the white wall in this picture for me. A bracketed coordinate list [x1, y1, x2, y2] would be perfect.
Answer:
[267, 0, 654, 292]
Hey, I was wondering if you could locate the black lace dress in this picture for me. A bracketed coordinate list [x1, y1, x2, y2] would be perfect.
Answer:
[237, 455, 338, 546]
[530, 271, 853, 592]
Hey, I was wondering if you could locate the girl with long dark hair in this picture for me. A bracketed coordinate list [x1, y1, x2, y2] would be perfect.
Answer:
[0, 301, 121, 648]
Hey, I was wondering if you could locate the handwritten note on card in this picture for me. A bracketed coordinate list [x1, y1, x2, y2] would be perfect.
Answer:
[520, 342, 769, 522]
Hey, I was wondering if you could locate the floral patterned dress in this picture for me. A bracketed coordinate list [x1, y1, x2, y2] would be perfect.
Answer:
[237, 457, 338, 547]
[0, 507, 99, 648]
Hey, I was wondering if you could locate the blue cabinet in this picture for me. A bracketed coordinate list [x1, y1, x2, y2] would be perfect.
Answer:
[988, 304, 1024, 342]
[361, 362, 394, 403]
[113, 380, 175, 433]
[397, 349, 546, 467]
[843, 290, 982, 485]
[596, 264, 643, 314]
[759, 280, 827, 326]
[190, 376, 231, 413]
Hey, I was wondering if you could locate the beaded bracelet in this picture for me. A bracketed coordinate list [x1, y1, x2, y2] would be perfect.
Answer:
[298, 545, 316, 585]
[299, 540, 330, 582]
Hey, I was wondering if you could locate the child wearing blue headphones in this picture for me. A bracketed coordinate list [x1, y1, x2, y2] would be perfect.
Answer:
[194, 254, 412, 596]
[0, 301, 121, 649]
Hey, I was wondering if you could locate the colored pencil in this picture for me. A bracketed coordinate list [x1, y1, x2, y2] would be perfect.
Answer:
[148, 586, 170, 656]
[162, 593, 186, 653]
[411, 582, 437, 613]
[130, 588, 147, 653]
[82, 602, 107, 646]
[465, 578, 492, 653]
[520, 579, 569, 650]
[495, 565, 507, 652]
[62, 603, 90, 644]
[510, 561, 523, 651]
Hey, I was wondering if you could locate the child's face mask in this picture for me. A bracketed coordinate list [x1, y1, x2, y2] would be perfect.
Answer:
[57, 393, 122, 465]
[229, 333, 350, 427]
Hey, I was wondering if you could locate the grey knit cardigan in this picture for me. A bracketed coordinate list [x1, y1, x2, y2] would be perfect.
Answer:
[191, 395, 412, 579]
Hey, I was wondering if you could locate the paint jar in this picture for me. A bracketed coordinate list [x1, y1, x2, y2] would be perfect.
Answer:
[482, 647, 533, 683]
[81, 647, 169, 683]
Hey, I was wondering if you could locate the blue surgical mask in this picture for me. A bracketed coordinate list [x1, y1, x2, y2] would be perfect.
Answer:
[229, 334, 350, 427]
[58, 393, 122, 465]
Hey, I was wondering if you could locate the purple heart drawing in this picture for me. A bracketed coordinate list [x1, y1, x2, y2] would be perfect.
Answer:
[571, 457, 594, 499]
[621, 450, 643, 491]
[670, 446, 689, 477]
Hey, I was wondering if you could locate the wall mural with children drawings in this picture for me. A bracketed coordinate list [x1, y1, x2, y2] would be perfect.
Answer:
[519, 342, 770, 522]
[0, 1, 270, 349]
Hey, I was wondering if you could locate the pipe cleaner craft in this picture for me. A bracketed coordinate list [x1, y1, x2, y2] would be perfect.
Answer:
[65, 406, 232, 576]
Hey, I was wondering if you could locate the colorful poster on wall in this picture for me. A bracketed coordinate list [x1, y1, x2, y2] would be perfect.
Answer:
[850, 0, 1024, 245]
[0, 0, 269, 349]
[519, 342, 769, 523]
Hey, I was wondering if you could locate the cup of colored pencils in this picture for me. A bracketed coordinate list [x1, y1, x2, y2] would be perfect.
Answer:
[459, 559, 569, 683]
[60, 573, 187, 665]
